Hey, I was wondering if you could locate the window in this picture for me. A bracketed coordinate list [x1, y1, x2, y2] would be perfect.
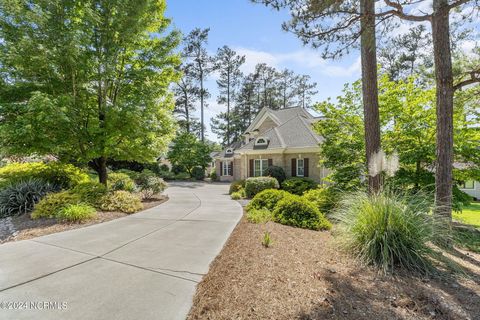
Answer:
[297, 159, 304, 177]
[254, 159, 268, 177]
[226, 148, 233, 154]
[459, 180, 475, 189]
[222, 161, 232, 176]
[255, 137, 268, 146]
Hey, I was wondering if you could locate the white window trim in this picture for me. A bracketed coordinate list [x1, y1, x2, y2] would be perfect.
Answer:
[459, 180, 475, 190]
[225, 148, 233, 154]
[297, 158, 305, 177]
[254, 159, 268, 177]
[222, 161, 232, 176]
[255, 137, 268, 146]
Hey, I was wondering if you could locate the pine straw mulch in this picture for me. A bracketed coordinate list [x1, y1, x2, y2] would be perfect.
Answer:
[0, 195, 168, 244]
[188, 215, 480, 320]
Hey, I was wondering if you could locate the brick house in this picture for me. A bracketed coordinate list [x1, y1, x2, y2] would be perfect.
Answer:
[214, 107, 330, 183]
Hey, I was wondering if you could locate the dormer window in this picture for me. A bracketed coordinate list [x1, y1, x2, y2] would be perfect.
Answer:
[255, 137, 268, 146]
[225, 148, 233, 154]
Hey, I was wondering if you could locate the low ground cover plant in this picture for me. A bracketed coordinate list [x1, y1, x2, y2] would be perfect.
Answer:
[31, 190, 81, 219]
[0, 179, 56, 218]
[56, 203, 97, 222]
[245, 177, 279, 198]
[273, 194, 331, 230]
[99, 190, 143, 213]
[281, 177, 317, 195]
[333, 190, 437, 274]
[246, 208, 274, 224]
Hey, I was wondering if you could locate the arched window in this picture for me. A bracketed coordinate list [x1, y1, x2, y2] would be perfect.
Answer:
[225, 148, 233, 154]
[255, 137, 268, 146]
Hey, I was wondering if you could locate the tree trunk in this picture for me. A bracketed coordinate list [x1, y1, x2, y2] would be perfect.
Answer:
[91, 156, 108, 186]
[200, 70, 205, 142]
[432, 0, 453, 227]
[184, 97, 190, 133]
[227, 72, 230, 145]
[360, 0, 382, 193]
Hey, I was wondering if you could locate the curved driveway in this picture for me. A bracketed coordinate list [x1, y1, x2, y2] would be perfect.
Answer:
[0, 182, 242, 320]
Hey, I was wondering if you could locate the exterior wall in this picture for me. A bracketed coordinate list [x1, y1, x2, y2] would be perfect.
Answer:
[459, 181, 480, 200]
[284, 152, 323, 183]
[216, 159, 234, 182]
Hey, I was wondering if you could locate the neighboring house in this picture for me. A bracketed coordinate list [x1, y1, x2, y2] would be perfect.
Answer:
[214, 107, 330, 183]
[458, 179, 480, 200]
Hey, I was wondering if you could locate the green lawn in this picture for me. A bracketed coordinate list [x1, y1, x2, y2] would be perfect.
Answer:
[453, 202, 480, 227]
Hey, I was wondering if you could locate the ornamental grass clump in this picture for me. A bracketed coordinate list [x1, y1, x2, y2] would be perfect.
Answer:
[334, 190, 438, 274]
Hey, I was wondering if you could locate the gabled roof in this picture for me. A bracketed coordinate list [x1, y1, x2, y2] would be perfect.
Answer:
[244, 106, 313, 134]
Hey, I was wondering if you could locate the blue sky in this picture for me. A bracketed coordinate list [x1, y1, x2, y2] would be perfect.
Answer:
[165, 0, 361, 141]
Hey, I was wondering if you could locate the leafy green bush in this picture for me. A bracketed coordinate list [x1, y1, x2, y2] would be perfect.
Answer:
[273, 194, 331, 230]
[99, 191, 143, 213]
[115, 169, 140, 180]
[0, 162, 89, 189]
[453, 185, 472, 212]
[191, 167, 205, 180]
[159, 164, 170, 172]
[334, 190, 437, 274]
[230, 191, 243, 200]
[281, 177, 318, 195]
[71, 181, 108, 206]
[263, 166, 286, 184]
[245, 177, 279, 198]
[229, 180, 245, 194]
[135, 171, 167, 199]
[302, 186, 338, 214]
[171, 164, 186, 174]
[0, 179, 56, 218]
[108, 172, 136, 192]
[159, 171, 176, 180]
[246, 208, 274, 224]
[56, 204, 97, 222]
[209, 171, 218, 181]
[246, 189, 289, 211]
[175, 172, 190, 180]
[31, 191, 81, 219]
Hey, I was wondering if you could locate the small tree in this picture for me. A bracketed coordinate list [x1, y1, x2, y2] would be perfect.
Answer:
[167, 133, 212, 175]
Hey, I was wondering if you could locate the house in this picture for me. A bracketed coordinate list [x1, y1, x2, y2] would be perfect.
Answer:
[458, 179, 480, 201]
[214, 107, 330, 183]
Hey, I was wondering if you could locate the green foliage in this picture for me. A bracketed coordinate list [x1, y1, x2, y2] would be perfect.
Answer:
[171, 164, 186, 174]
[159, 164, 170, 172]
[99, 191, 143, 214]
[281, 177, 317, 195]
[135, 171, 167, 200]
[114, 169, 140, 180]
[191, 167, 205, 180]
[209, 171, 218, 181]
[167, 133, 212, 174]
[108, 173, 136, 192]
[0, 179, 56, 218]
[71, 181, 108, 206]
[56, 204, 97, 223]
[230, 191, 243, 200]
[302, 187, 338, 214]
[245, 177, 280, 198]
[159, 171, 176, 180]
[262, 231, 272, 248]
[31, 191, 81, 219]
[246, 189, 289, 211]
[273, 194, 331, 230]
[246, 208, 274, 224]
[452, 186, 472, 212]
[0, 0, 179, 173]
[334, 190, 438, 274]
[175, 172, 191, 180]
[0, 162, 89, 189]
[263, 166, 287, 184]
[229, 180, 245, 194]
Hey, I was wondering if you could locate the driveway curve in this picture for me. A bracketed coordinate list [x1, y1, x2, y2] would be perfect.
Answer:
[0, 182, 242, 320]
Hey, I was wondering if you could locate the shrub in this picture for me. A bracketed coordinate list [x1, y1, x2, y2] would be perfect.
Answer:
[0, 179, 56, 218]
[171, 164, 186, 174]
[115, 169, 139, 180]
[159, 164, 170, 172]
[0, 162, 89, 189]
[32, 191, 81, 219]
[273, 194, 331, 230]
[246, 189, 289, 211]
[334, 190, 437, 274]
[230, 191, 243, 200]
[159, 171, 176, 180]
[191, 167, 205, 180]
[71, 181, 108, 206]
[263, 166, 286, 184]
[108, 172, 136, 192]
[245, 177, 279, 198]
[453, 185, 472, 212]
[281, 177, 317, 195]
[209, 171, 218, 181]
[229, 180, 245, 194]
[135, 171, 167, 200]
[56, 204, 97, 222]
[175, 172, 191, 180]
[99, 191, 143, 213]
[246, 208, 274, 224]
[302, 186, 338, 214]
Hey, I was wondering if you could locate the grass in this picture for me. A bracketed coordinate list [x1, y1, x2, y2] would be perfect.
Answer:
[453, 202, 480, 227]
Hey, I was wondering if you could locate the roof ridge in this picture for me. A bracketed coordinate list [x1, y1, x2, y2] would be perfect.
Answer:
[298, 115, 322, 143]
[273, 126, 286, 148]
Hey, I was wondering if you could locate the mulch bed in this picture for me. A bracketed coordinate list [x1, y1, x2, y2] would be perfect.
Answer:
[188, 214, 480, 320]
[0, 195, 168, 244]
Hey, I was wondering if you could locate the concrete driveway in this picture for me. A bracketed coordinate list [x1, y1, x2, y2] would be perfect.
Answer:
[0, 182, 242, 320]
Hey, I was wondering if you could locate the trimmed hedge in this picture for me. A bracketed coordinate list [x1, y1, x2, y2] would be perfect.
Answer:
[191, 167, 205, 180]
[245, 177, 279, 198]
[273, 194, 331, 230]
[281, 177, 317, 195]
[263, 166, 286, 184]
[246, 189, 289, 211]
[0, 162, 89, 189]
